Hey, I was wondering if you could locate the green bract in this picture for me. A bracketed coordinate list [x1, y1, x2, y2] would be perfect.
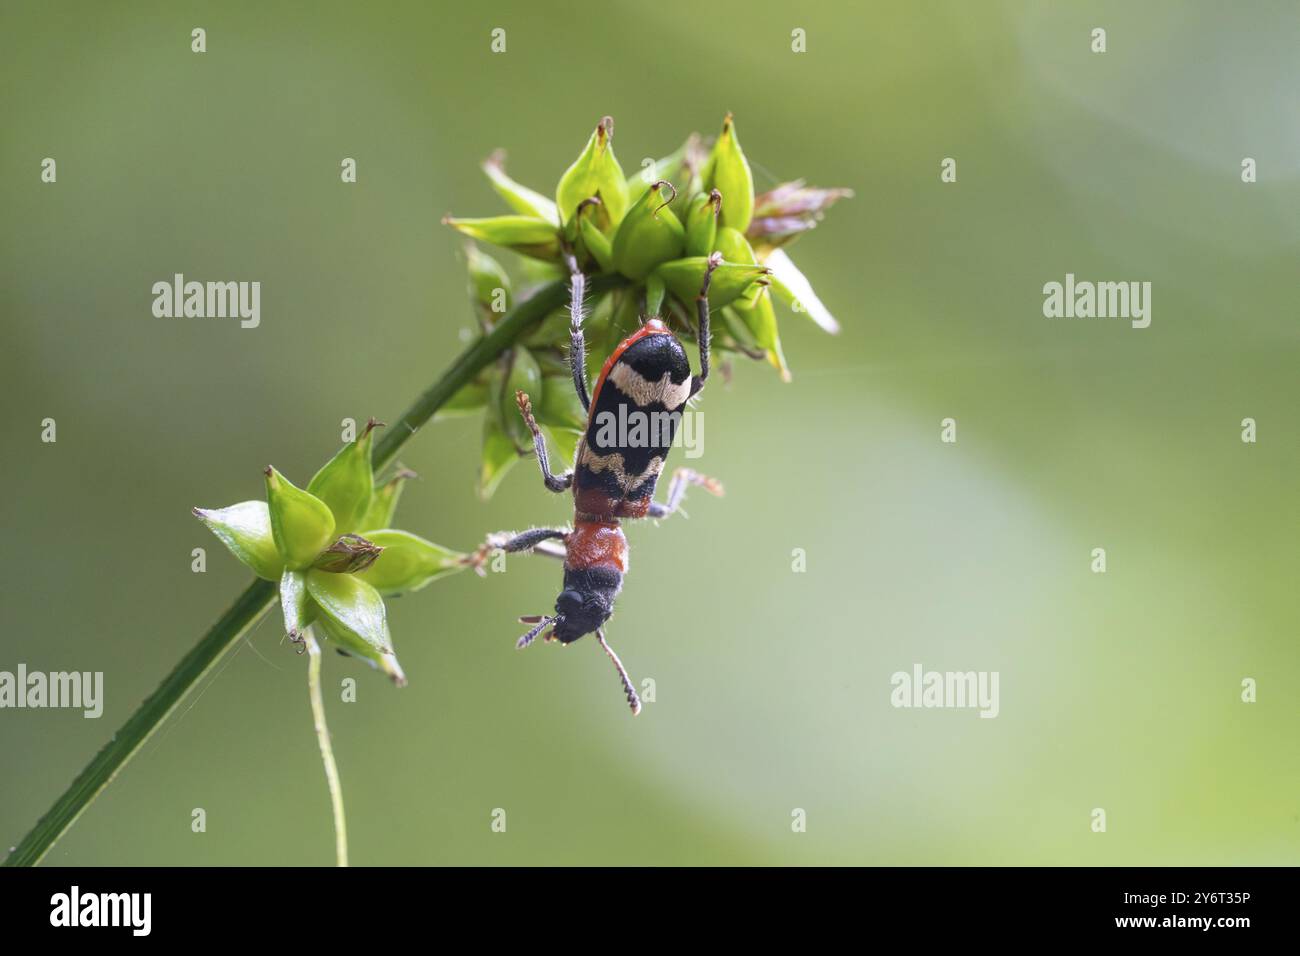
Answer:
[305, 570, 402, 682]
[442, 215, 560, 261]
[194, 424, 473, 684]
[280, 569, 311, 636]
[441, 113, 848, 497]
[358, 467, 415, 532]
[192, 501, 284, 582]
[654, 258, 770, 309]
[358, 530, 466, 596]
[307, 419, 380, 535]
[482, 150, 559, 225]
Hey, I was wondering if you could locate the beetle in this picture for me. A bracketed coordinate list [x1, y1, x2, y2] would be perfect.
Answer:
[492, 251, 726, 714]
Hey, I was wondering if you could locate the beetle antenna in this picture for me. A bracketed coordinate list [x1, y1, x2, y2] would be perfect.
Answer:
[596, 629, 642, 716]
[516, 615, 556, 649]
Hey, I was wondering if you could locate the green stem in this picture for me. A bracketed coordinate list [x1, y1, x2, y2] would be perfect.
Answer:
[303, 628, 346, 867]
[2, 578, 277, 867]
[3, 273, 625, 867]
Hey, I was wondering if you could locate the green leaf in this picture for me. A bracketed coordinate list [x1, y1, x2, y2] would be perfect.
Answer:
[702, 114, 754, 233]
[481, 150, 559, 225]
[654, 257, 769, 309]
[357, 530, 467, 596]
[306, 569, 404, 685]
[765, 248, 840, 334]
[265, 466, 336, 571]
[498, 347, 542, 450]
[478, 416, 520, 500]
[193, 501, 285, 581]
[466, 243, 513, 320]
[435, 378, 490, 419]
[442, 215, 560, 262]
[534, 373, 588, 431]
[555, 116, 629, 227]
[307, 420, 379, 535]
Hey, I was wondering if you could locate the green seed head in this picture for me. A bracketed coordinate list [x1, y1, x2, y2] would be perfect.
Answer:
[703, 114, 755, 233]
[684, 189, 722, 257]
[443, 112, 848, 417]
[265, 466, 336, 571]
[555, 116, 629, 228]
[611, 181, 685, 280]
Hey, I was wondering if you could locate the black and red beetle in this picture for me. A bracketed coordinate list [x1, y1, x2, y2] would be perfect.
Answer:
[493, 252, 725, 714]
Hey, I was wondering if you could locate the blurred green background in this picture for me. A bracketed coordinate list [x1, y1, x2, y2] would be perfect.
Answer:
[1, 0, 1296, 865]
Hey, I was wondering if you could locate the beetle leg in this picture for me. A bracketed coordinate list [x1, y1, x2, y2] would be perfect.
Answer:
[648, 467, 725, 519]
[564, 252, 592, 412]
[689, 252, 723, 397]
[465, 528, 567, 575]
[515, 390, 573, 492]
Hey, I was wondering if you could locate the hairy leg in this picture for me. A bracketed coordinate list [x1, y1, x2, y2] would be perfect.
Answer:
[689, 252, 723, 397]
[648, 467, 725, 519]
[565, 252, 591, 412]
[515, 390, 572, 492]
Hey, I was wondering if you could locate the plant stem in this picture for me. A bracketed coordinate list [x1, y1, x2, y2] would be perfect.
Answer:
[3, 272, 625, 867]
[2, 578, 278, 867]
[303, 628, 346, 867]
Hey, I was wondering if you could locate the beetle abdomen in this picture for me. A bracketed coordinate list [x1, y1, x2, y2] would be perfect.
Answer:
[574, 322, 691, 518]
